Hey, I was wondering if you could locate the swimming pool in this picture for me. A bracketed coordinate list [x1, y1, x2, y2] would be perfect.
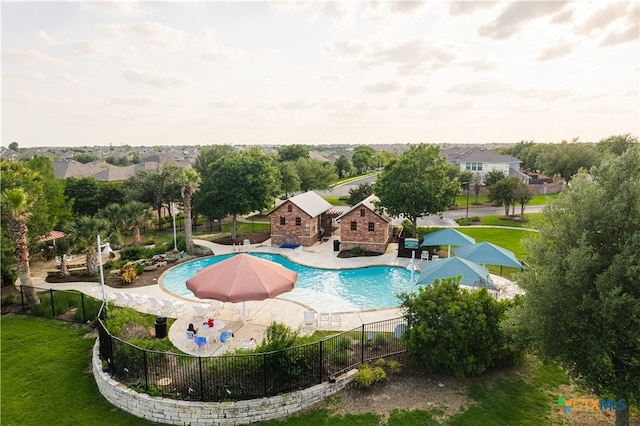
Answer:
[162, 253, 413, 311]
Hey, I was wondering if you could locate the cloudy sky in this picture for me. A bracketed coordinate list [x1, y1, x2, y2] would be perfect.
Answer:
[2, 1, 638, 148]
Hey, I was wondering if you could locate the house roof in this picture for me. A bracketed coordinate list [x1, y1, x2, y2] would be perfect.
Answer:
[286, 191, 333, 217]
[335, 194, 390, 222]
[442, 146, 521, 165]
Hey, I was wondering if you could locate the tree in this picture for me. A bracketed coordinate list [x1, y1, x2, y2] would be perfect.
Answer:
[122, 163, 181, 230]
[513, 182, 533, 220]
[334, 155, 354, 178]
[490, 177, 520, 217]
[198, 148, 281, 240]
[278, 161, 301, 197]
[64, 177, 124, 217]
[192, 145, 235, 176]
[351, 146, 375, 173]
[294, 158, 337, 192]
[64, 216, 109, 277]
[278, 144, 309, 162]
[8, 141, 19, 151]
[374, 144, 458, 237]
[120, 201, 153, 245]
[539, 141, 600, 180]
[597, 134, 638, 156]
[484, 170, 506, 188]
[348, 183, 373, 206]
[179, 168, 200, 254]
[515, 148, 640, 425]
[398, 277, 519, 378]
[1, 189, 40, 306]
[473, 173, 482, 204]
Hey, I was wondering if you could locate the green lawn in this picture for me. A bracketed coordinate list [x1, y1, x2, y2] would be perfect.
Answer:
[479, 214, 540, 228]
[1, 315, 575, 426]
[455, 193, 558, 208]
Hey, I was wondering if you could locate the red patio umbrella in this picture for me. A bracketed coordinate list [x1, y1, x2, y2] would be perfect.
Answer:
[186, 253, 297, 323]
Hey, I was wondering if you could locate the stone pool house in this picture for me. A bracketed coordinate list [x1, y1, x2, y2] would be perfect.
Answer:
[269, 191, 333, 247]
[336, 195, 392, 254]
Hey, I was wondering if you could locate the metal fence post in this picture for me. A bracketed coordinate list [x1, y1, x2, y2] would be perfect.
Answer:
[360, 325, 365, 364]
[49, 289, 55, 317]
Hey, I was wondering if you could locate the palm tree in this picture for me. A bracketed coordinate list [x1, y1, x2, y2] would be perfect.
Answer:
[1, 189, 40, 306]
[121, 201, 153, 245]
[64, 216, 109, 277]
[179, 168, 201, 255]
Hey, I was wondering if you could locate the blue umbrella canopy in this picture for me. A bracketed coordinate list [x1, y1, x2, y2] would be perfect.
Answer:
[453, 242, 523, 269]
[421, 228, 476, 257]
[416, 257, 496, 290]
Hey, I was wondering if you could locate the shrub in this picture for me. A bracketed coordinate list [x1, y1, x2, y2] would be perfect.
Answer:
[351, 245, 363, 256]
[398, 277, 521, 378]
[387, 360, 402, 374]
[120, 264, 138, 285]
[372, 332, 388, 348]
[353, 364, 386, 388]
[335, 335, 352, 351]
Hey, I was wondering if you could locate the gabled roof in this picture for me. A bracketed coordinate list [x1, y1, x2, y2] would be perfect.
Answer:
[443, 146, 520, 165]
[285, 191, 332, 217]
[336, 195, 390, 222]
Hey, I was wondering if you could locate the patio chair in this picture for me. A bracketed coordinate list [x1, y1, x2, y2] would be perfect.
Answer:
[207, 300, 222, 317]
[330, 312, 342, 327]
[161, 299, 186, 317]
[186, 330, 195, 340]
[219, 330, 234, 344]
[303, 311, 316, 331]
[239, 338, 256, 350]
[318, 312, 330, 327]
[191, 304, 209, 318]
[113, 292, 131, 307]
[147, 297, 163, 314]
[125, 293, 147, 306]
[193, 335, 209, 352]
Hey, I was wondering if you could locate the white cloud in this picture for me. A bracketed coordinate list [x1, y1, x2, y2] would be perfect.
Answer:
[537, 43, 573, 62]
[110, 96, 156, 106]
[574, 1, 631, 36]
[2, 49, 65, 67]
[193, 29, 249, 64]
[122, 69, 188, 88]
[363, 80, 402, 94]
[359, 37, 459, 74]
[37, 30, 59, 46]
[448, 1, 497, 17]
[479, 2, 570, 40]
[103, 21, 187, 52]
[324, 40, 366, 57]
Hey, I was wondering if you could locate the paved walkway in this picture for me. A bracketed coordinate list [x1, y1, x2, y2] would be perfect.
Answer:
[24, 236, 519, 356]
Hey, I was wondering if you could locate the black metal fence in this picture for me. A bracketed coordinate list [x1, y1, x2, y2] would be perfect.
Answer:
[14, 285, 407, 402]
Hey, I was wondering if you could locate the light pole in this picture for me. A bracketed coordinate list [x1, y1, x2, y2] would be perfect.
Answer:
[171, 202, 178, 251]
[97, 234, 113, 303]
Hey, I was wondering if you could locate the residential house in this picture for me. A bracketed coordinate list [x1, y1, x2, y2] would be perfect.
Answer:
[442, 146, 529, 184]
[336, 195, 392, 254]
[269, 191, 333, 247]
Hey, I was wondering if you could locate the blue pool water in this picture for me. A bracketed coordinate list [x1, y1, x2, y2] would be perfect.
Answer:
[162, 253, 413, 311]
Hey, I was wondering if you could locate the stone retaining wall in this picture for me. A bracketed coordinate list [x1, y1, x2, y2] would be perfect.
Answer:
[92, 341, 355, 425]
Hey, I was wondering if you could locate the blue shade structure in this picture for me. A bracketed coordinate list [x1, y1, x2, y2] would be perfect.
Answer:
[416, 257, 496, 290]
[453, 242, 523, 275]
[421, 228, 476, 257]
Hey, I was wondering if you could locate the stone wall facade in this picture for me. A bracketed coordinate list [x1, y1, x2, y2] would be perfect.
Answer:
[339, 207, 391, 254]
[93, 341, 355, 425]
[269, 200, 322, 247]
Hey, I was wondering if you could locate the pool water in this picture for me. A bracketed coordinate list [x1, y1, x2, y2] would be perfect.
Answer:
[162, 253, 413, 311]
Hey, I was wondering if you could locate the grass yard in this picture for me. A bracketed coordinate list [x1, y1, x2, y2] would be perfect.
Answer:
[479, 214, 540, 228]
[455, 193, 558, 208]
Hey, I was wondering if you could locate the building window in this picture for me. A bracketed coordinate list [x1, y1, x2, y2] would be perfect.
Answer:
[368, 222, 375, 232]
[360, 208, 365, 217]
[280, 216, 286, 225]
[465, 162, 483, 171]
[295, 217, 301, 226]
[287, 204, 292, 212]
[350, 221, 357, 231]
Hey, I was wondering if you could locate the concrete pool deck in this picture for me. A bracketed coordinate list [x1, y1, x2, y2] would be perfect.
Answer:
[27, 236, 521, 356]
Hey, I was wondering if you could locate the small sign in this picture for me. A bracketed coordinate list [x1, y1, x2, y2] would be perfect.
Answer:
[404, 238, 419, 249]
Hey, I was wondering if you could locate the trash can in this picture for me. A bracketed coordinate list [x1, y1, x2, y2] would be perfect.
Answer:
[333, 240, 340, 252]
[155, 316, 167, 338]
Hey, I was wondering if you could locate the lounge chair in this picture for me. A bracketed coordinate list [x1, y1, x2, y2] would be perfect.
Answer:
[239, 338, 256, 349]
[147, 297, 163, 314]
[303, 311, 316, 331]
[330, 312, 342, 327]
[113, 292, 131, 307]
[161, 299, 186, 317]
[318, 312, 330, 327]
[191, 304, 209, 318]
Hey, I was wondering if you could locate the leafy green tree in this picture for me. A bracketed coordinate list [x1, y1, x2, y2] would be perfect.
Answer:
[192, 145, 235, 176]
[377, 150, 399, 168]
[334, 155, 354, 178]
[348, 183, 373, 206]
[597, 134, 638, 156]
[294, 158, 337, 192]
[513, 181, 533, 220]
[64, 216, 109, 277]
[278, 144, 309, 162]
[179, 168, 200, 254]
[278, 161, 301, 197]
[122, 163, 182, 230]
[489, 177, 520, 217]
[1, 189, 40, 306]
[374, 144, 458, 237]
[398, 277, 518, 378]
[539, 140, 600, 180]
[73, 153, 98, 164]
[198, 148, 280, 240]
[351, 146, 375, 173]
[516, 148, 640, 426]
[8, 141, 19, 151]
[64, 177, 124, 216]
[484, 170, 506, 188]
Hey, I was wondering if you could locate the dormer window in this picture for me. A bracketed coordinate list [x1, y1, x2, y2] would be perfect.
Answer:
[287, 204, 292, 212]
